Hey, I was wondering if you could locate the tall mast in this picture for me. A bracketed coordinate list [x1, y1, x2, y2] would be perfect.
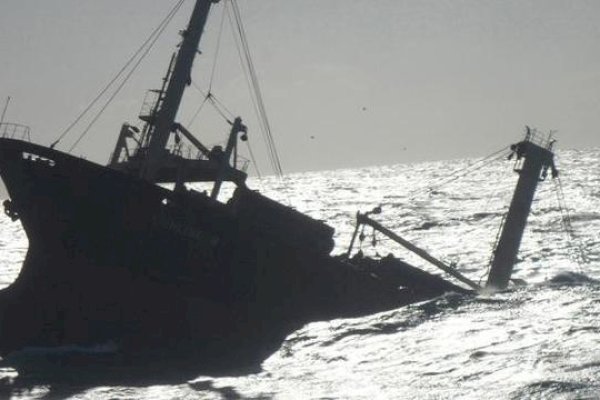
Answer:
[486, 132, 557, 290]
[142, 0, 219, 180]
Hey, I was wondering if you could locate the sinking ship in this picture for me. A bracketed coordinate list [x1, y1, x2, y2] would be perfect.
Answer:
[0, 0, 557, 371]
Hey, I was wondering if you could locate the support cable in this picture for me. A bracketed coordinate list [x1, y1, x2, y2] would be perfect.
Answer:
[189, 79, 266, 183]
[181, 1, 267, 187]
[553, 175, 588, 269]
[208, 5, 227, 93]
[245, 140, 262, 179]
[408, 146, 510, 199]
[208, 93, 235, 121]
[228, 0, 284, 178]
[53, 0, 186, 150]
[69, 1, 185, 153]
[0, 96, 10, 127]
[480, 210, 508, 284]
[190, 82, 234, 123]
[225, 3, 265, 171]
[187, 95, 210, 127]
[207, 95, 234, 125]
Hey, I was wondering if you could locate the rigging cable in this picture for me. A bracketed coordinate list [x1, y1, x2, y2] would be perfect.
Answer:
[0, 96, 10, 126]
[190, 82, 235, 124]
[408, 146, 511, 200]
[208, 4, 227, 93]
[207, 92, 235, 122]
[553, 175, 588, 269]
[190, 75, 265, 179]
[479, 210, 508, 285]
[187, 4, 228, 127]
[245, 139, 262, 179]
[227, 0, 284, 178]
[191, 82, 233, 120]
[187, 95, 211, 127]
[207, 95, 234, 125]
[63, 0, 186, 152]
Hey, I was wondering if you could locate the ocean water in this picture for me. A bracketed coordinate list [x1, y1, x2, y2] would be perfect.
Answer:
[0, 147, 599, 399]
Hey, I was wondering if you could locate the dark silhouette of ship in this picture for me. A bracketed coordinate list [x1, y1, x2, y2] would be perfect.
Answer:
[0, 0, 556, 374]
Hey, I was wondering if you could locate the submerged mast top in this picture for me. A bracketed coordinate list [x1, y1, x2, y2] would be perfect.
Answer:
[142, 0, 220, 181]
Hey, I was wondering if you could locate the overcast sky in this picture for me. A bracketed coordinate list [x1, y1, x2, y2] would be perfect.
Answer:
[1, 0, 599, 175]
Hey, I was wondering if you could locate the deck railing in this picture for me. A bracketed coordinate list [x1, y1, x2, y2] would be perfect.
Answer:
[0, 123, 31, 141]
[139, 90, 162, 123]
[524, 128, 555, 150]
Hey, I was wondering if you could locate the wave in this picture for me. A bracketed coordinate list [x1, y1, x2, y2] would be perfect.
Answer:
[317, 292, 471, 347]
[413, 221, 441, 231]
[547, 271, 599, 286]
[469, 212, 503, 221]
[569, 212, 600, 222]
[510, 380, 592, 399]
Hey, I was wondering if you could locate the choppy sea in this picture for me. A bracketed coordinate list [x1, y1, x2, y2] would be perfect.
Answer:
[0, 147, 599, 399]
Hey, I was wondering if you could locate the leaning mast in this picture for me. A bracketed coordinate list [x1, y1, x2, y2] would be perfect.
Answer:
[142, 0, 219, 181]
[486, 131, 557, 290]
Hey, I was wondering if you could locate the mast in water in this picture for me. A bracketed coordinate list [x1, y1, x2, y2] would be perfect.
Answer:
[486, 129, 558, 290]
[142, 0, 219, 181]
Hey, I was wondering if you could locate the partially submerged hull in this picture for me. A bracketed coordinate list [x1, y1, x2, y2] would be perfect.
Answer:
[0, 138, 464, 369]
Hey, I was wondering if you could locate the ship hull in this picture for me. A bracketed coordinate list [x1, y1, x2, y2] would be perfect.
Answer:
[0, 138, 461, 370]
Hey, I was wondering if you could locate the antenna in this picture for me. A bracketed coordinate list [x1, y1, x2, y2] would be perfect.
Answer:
[0, 96, 11, 126]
